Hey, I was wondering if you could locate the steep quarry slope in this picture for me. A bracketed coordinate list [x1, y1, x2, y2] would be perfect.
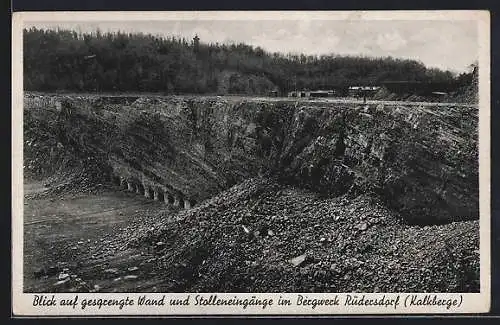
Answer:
[24, 94, 478, 224]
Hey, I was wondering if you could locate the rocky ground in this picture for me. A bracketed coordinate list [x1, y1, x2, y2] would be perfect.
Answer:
[24, 182, 178, 293]
[24, 176, 479, 293]
[130, 177, 479, 293]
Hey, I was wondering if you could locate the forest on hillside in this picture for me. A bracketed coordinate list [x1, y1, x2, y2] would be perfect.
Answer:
[23, 27, 477, 95]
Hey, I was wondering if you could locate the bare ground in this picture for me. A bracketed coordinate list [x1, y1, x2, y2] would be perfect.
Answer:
[23, 180, 177, 293]
[23, 177, 480, 293]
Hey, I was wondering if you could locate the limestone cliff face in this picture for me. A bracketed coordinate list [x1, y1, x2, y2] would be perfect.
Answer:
[24, 94, 478, 223]
[274, 103, 478, 224]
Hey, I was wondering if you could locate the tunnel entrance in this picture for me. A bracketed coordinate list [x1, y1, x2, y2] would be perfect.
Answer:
[136, 183, 145, 195]
[112, 175, 121, 186]
[157, 190, 165, 202]
[178, 197, 185, 208]
[147, 187, 154, 199]
[119, 178, 127, 189]
[167, 194, 175, 204]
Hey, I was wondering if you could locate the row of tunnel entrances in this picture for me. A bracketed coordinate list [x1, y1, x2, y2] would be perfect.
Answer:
[110, 175, 195, 210]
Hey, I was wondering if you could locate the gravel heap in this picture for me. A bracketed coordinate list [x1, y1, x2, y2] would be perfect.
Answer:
[131, 177, 479, 293]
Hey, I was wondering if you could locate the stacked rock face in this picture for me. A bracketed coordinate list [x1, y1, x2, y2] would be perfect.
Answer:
[24, 94, 478, 224]
[275, 103, 478, 224]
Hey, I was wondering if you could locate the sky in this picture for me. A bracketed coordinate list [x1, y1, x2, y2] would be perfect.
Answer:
[25, 19, 478, 73]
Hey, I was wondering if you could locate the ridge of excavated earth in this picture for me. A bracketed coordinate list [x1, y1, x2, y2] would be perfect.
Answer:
[23, 94, 480, 293]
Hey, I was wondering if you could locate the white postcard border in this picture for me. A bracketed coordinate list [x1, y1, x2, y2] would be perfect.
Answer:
[11, 10, 491, 316]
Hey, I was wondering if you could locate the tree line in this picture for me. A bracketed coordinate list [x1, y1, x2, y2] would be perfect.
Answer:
[23, 27, 476, 95]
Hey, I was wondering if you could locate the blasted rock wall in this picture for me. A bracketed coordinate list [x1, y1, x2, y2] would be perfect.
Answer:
[24, 94, 478, 223]
[276, 103, 478, 224]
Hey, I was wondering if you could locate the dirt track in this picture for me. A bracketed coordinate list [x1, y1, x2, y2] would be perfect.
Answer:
[24, 181, 176, 293]
[25, 91, 476, 107]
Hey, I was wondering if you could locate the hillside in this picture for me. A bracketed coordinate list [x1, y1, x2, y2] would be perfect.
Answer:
[23, 28, 475, 97]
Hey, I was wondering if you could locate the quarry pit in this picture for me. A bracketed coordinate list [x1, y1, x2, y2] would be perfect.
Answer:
[23, 93, 480, 293]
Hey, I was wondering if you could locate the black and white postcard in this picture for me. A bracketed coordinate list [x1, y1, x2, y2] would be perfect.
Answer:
[12, 10, 491, 315]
